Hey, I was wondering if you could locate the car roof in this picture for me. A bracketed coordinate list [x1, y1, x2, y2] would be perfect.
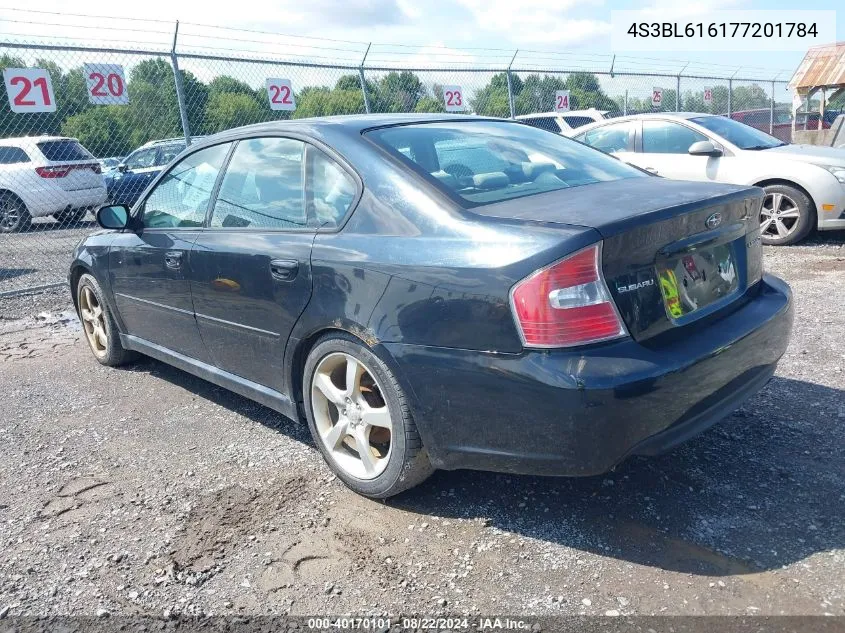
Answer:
[515, 109, 607, 119]
[0, 135, 77, 146]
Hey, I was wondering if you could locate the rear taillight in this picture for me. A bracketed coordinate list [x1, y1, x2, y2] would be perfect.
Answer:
[35, 165, 71, 178]
[510, 243, 627, 348]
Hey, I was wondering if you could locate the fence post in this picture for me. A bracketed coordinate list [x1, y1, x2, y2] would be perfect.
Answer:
[676, 75, 681, 112]
[170, 21, 192, 146]
[506, 50, 518, 119]
[359, 43, 371, 114]
[770, 80, 775, 134]
[727, 78, 732, 115]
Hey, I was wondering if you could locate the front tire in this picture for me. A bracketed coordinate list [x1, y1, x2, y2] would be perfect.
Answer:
[760, 184, 815, 246]
[302, 333, 433, 498]
[0, 192, 31, 233]
[76, 273, 137, 367]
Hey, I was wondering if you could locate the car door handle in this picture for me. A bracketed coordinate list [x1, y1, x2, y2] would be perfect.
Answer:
[270, 259, 299, 281]
[644, 167, 658, 174]
[164, 251, 183, 269]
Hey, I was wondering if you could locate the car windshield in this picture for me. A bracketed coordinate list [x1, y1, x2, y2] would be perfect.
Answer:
[366, 120, 644, 206]
[689, 115, 786, 150]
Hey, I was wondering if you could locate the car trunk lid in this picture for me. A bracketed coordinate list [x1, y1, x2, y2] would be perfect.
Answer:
[473, 177, 764, 342]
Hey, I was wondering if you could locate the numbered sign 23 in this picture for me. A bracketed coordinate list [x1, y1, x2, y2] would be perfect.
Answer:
[266, 78, 296, 111]
[703, 87, 713, 104]
[651, 87, 663, 108]
[84, 64, 128, 105]
[442, 85, 465, 112]
[554, 90, 570, 113]
[3, 68, 56, 113]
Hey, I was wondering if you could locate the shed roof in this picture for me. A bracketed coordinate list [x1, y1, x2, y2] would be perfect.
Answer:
[789, 42, 845, 93]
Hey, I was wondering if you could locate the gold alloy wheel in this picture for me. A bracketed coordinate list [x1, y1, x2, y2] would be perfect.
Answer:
[311, 352, 393, 480]
[79, 285, 108, 358]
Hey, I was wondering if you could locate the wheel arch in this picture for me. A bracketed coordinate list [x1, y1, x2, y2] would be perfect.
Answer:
[751, 178, 818, 218]
[68, 262, 94, 313]
[0, 188, 27, 206]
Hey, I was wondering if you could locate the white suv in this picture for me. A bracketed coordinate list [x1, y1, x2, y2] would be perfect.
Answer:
[0, 136, 107, 233]
[516, 109, 611, 134]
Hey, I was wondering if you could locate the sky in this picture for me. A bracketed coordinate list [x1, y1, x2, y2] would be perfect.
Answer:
[0, 0, 841, 80]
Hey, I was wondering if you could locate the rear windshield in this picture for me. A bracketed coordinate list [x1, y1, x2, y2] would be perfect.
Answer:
[366, 120, 644, 206]
[37, 140, 94, 162]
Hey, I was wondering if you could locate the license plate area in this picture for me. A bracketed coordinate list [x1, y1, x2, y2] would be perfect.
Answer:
[657, 242, 739, 320]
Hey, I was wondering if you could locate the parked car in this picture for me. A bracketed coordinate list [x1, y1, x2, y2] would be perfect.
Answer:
[569, 113, 845, 245]
[516, 109, 610, 134]
[0, 136, 106, 233]
[729, 108, 793, 142]
[71, 115, 793, 498]
[105, 137, 200, 207]
[98, 157, 122, 173]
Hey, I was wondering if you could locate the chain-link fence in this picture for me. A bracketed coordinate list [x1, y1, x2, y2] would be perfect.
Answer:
[0, 37, 791, 296]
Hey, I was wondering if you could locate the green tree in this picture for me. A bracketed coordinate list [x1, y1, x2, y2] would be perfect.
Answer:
[374, 71, 425, 112]
[471, 72, 516, 117]
[62, 106, 132, 157]
[204, 91, 263, 133]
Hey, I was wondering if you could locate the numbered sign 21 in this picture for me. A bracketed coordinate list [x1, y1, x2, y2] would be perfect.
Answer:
[266, 78, 296, 111]
[442, 85, 465, 112]
[703, 87, 713, 104]
[84, 64, 129, 105]
[651, 87, 663, 108]
[554, 90, 570, 113]
[3, 68, 56, 113]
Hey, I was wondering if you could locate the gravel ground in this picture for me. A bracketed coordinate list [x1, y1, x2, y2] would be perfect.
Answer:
[0, 234, 843, 620]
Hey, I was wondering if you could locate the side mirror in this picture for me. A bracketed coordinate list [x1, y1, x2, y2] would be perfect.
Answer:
[117, 163, 128, 173]
[96, 205, 130, 230]
[688, 141, 722, 157]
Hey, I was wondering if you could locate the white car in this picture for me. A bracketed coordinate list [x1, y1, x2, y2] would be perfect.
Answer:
[516, 109, 610, 135]
[0, 136, 107, 233]
[569, 113, 845, 245]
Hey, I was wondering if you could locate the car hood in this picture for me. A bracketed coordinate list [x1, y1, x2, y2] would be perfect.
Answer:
[760, 144, 845, 166]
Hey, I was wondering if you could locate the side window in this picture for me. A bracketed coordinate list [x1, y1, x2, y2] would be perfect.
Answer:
[582, 122, 634, 154]
[125, 148, 158, 170]
[0, 146, 30, 164]
[309, 149, 357, 228]
[211, 137, 306, 230]
[562, 116, 596, 129]
[520, 117, 561, 134]
[157, 144, 184, 166]
[642, 121, 708, 154]
[142, 143, 230, 229]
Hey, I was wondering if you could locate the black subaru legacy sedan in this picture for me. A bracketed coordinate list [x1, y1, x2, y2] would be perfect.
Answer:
[70, 114, 793, 498]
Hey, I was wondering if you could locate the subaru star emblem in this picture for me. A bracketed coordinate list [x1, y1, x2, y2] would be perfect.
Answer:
[705, 212, 722, 229]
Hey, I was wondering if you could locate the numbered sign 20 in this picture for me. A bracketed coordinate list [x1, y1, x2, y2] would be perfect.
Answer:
[3, 68, 56, 113]
[84, 64, 129, 105]
[442, 85, 465, 112]
[703, 87, 713, 104]
[266, 78, 296, 111]
[554, 90, 570, 113]
[651, 87, 663, 108]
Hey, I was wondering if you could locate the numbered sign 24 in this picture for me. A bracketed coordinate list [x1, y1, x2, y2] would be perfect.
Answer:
[554, 90, 570, 113]
[3, 68, 56, 113]
[651, 87, 663, 108]
[266, 78, 296, 111]
[84, 64, 129, 105]
[442, 85, 465, 112]
[703, 87, 713, 104]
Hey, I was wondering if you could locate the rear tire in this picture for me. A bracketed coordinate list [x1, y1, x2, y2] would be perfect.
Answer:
[302, 333, 433, 498]
[0, 192, 31, 233]
[76, 273, 137, 367]
[759, 184, 815, 246]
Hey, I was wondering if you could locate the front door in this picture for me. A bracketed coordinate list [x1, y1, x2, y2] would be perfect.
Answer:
[188, 136, 358, 391]
[629, 119, 716, 181]
[109, 142, 232, 362]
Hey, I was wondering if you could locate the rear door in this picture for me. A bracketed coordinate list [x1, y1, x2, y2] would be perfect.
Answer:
[578, 120, 637, 163]
[109, 142, 232, 362]
[188, 136, 357, 391]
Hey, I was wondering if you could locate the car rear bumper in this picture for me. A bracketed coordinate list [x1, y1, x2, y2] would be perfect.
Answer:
[382, 273, 793, 477]
[26, 186, 108, 218]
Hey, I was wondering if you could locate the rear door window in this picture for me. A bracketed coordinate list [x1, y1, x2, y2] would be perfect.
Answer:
[211, 137, 307, 230]
[562, 116, 596, 129]
[0, 146, 30, 164]
[519, 117, 561, 133]
[37, 140, 93, 162]
[124, 148, 158, 170]
[580, 122, 635, 154]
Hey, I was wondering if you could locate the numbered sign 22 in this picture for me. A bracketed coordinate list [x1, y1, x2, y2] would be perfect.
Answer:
[3, 68, 56, 113]
[703, 87, 713, 104]
[442, 85, 465, 112]
[651, 87, 663, 108]
[554, 90, 570, 113]
[84, 64, 129, 105]
[266, 78, 296, 111]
